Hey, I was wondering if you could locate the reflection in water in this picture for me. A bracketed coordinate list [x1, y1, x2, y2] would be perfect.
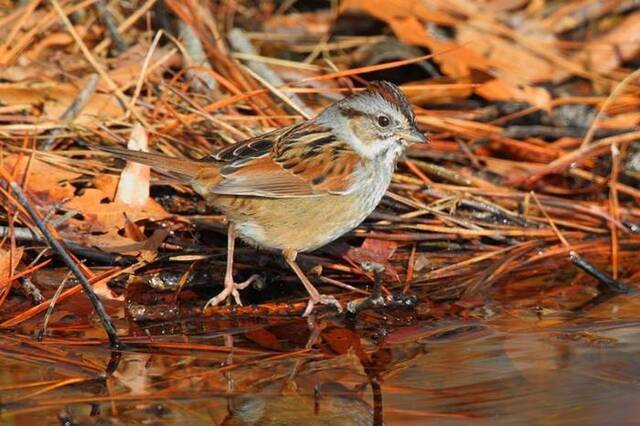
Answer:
[2, 306, 640, 424]
[224, 382, 374, 425]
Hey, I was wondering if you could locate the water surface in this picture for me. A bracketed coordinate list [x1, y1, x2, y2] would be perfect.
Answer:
[2, 294, 640, 425]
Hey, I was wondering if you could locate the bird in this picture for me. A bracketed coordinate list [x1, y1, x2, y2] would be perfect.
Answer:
[98, 81, 427, 316]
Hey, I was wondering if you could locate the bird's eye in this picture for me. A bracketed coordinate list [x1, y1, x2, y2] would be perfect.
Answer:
[377, 115, 390, 127]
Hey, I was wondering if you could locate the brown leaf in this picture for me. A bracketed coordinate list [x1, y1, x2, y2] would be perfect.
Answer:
[0, 81, 123, 124]
[123, 216, 147, 242]
[2, 154, 171, 254]
[339, 0, 558, 106]
[0, 247, 24, 283]
[580, 13, 640, 73]
[2, 155, 80, 204]
[457, 24, 558, 84]
[24, 32, 74, 61]
[340, 0, 455, 26]
[61, 187, 170, 253]
[476, 78, 551, 110]
[344, 238, 400, 281]
[322, 327, 362, 355]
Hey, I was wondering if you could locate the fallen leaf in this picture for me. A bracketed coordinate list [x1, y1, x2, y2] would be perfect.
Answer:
[1, 154, 171, 255]
[580, 13, 640, 73]
[61, 186, 170, 254]
[344, 238, 400, 281]
[339, 0, 558, 106]
[0, 247, 24, 284]
[24, 32, 74, 61]
[476, 78, 551, 111]
[0, 80, 124, 124]
[1, 155, 80, 204]
[457, 23, 557, 84]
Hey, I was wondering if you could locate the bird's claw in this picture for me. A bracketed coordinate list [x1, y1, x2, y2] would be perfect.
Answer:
[204, 274, 260, 309]
[303, 294, 343, 317]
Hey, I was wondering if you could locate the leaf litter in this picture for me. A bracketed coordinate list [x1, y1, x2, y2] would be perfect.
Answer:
[0, 0, 639, 423]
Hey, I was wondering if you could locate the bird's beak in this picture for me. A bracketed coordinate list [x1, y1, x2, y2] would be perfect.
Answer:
[398, 128, 429, 144]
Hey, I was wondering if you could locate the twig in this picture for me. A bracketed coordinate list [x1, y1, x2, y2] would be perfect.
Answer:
[0, 0, 41, 64]
[318, 275, 369, 295]
[241, 65, 312, 120]
[93, 0, 157, 54]
[49, 0, 148, 127]
[228, 28, 313, 119]
[0, 225, 43, 242]
[512, 131, 640, 186]
[178, 20, 217, 95]
[95, 0, 127, 54]
[531, 191, 630, 295]
[581, 68, 640, 148]
[127, 30, 163, 118]
[609, 143, 622, 279]
[0, 225, 135, 266]
[36, 271, 72, 341]
[570, 252, 629, 295]
[347, 262, 417, 315]
[40, 74, 100, 151]
[347, 262, 384, 314]
[1, 173, 122, 348]
[503, 125, 633, 140]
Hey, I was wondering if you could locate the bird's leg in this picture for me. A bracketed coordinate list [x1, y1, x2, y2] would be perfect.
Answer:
[204, 225, 260, 309]
[283, 249, 342, 317]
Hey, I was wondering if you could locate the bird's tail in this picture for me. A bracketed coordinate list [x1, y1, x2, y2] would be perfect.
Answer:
[94, 145, 220, 193]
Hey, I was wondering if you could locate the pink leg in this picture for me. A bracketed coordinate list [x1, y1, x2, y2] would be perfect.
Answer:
[204, 225, 259, 309]
[283, 249, 342, 317]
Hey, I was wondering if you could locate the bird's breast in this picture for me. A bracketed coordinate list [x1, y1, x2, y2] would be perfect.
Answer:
[214, 161, 393, 252]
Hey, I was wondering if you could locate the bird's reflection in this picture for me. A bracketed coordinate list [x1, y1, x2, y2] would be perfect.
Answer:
[220, 314, 398, 426]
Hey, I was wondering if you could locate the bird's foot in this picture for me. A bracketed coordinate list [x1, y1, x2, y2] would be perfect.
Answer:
[303, 294, 343, 317]
[204, 274, 260, 309]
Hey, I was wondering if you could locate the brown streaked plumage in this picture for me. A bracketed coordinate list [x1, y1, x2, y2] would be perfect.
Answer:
[98, 80, 427, 316]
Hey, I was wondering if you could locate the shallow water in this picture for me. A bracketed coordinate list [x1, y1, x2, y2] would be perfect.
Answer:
[2, 294, 640, 425]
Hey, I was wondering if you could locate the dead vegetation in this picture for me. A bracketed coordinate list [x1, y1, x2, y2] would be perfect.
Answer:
[0, 0, 639, 421]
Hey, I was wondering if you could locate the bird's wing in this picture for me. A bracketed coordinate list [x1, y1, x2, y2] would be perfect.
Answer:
[204, 122, 362, 198]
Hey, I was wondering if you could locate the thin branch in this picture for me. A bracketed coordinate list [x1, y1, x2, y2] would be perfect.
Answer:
[0, 169, 122, 348]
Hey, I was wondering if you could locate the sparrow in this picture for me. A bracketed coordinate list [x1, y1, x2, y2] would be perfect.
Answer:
[98, 81, 427, 316]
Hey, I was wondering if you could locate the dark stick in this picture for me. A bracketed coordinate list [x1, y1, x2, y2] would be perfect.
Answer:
[104, 350, 123, 377]
[370, 376, 384, 426]
[40, 74, 100, 151]
[503, 126, 634, 140]
[95, 0, 127, 54]
[345, 262, 418, 316]
[7, 181, 123, 348]
[346, 262, 385, 315]
[570, 251, 631, 294]
[0, 225, 135, 266]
